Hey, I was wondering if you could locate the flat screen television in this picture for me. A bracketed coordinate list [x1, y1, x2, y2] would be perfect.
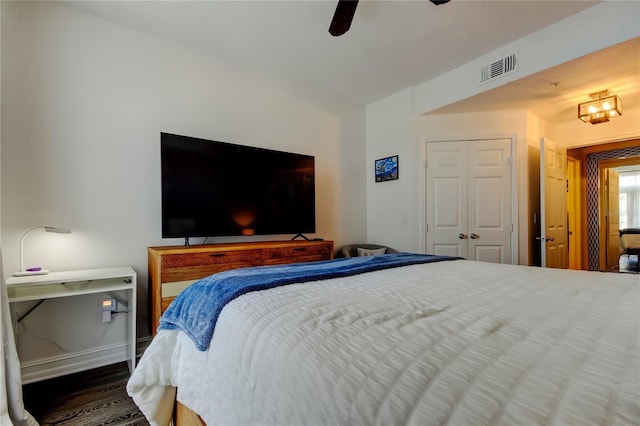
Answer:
[161, 133, 315, 240]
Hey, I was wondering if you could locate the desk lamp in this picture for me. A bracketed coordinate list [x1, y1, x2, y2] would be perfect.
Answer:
[14, 226, 72, 276]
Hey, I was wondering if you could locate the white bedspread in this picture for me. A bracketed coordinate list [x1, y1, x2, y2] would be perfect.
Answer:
[128, 260, 640, 426]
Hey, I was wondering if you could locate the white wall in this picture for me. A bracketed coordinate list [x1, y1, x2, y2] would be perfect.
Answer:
[365, 88, 419, 251]
[366, 1, 640, 262]
[366, 89, 533, 259]
[367, 97, 550, 262]
[0, 1, 366, 340]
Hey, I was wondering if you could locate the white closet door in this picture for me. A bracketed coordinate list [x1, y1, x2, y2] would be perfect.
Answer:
[467, 139, 512, 263]
[426, 139, 512, 264]
[426, 141, 468, 258]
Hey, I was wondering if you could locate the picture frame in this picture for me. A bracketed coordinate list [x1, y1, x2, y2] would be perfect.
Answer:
[375, 155, 399, 182]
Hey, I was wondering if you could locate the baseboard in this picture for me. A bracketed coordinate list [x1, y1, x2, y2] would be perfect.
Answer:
[21, 342, 129, 384]
[21, 336, 154, 384]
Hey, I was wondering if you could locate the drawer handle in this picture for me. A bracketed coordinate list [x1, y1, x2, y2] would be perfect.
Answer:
[293, 248, 307, 252]
[209, 253, 227, 257]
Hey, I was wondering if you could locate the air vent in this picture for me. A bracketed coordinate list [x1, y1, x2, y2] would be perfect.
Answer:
[480, 52, 518, 84]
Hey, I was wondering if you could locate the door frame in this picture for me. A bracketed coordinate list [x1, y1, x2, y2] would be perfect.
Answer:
[420, 135, 518, 264]
[567, 140, 640, 270]
[597, 156, 638, 271]
[567, 156, 582, 270]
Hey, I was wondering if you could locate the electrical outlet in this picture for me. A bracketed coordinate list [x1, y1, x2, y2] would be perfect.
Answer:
[102, 298, 116, 323]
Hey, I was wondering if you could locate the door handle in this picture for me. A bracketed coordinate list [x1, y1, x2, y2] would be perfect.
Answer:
[458, 233, 467, 239]
[470, 233, 479, 239]
[536, 236, 555, 242]
[546, 237, 555, 242]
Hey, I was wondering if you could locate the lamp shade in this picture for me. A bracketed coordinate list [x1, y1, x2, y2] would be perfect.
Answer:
[578, 93, 622, 124]
[44, 226, 71, 235]
[15, 226, 72, 276]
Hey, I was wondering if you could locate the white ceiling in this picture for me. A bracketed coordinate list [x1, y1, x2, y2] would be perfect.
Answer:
[432, 36, 640, 125]
[63, 0, 638, 124]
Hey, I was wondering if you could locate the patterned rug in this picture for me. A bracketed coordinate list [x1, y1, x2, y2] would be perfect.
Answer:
[22, 362, 148, 426]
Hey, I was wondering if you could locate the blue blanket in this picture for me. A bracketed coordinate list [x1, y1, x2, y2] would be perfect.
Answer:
[159, 253, 460, 351]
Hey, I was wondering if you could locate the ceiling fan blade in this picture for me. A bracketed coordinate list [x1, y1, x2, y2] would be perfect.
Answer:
[329, 0, 359, 37]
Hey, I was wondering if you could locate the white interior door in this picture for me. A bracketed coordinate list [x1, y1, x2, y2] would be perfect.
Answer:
[426, 142, 468, 258]
[540, 137, 568, 268]
[426, 139, 512, 263]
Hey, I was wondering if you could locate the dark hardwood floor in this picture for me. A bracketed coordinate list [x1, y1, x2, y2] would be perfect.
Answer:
[22, 362, 148, 426]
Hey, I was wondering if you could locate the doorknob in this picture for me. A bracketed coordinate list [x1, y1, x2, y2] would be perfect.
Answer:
[546, 236, 555, 242]
[458, 233, 467, 239]
[470, 233, 479, 239]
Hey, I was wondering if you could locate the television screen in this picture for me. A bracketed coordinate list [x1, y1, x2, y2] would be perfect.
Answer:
[161, 133, 315, 239]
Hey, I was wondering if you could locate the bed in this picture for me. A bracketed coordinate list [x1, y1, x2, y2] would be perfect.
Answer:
[127, 253, 640, 426]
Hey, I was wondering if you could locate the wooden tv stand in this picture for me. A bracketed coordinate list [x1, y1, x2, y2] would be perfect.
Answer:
[148, 240, 334, 334]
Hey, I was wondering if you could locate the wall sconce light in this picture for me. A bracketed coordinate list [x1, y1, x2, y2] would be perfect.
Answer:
[578, 90, 622, 124]
[14, 226, 72, 276]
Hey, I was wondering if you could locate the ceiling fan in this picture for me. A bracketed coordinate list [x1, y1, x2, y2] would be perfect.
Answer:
[329, 0, 451, 37]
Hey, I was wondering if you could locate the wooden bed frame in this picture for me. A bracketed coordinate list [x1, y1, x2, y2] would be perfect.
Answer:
[175, 400, 206, 426]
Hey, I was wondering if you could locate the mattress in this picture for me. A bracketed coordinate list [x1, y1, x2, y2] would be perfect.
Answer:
[127, 259, 640, 426]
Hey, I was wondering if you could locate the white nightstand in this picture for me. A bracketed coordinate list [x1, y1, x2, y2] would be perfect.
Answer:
[6, 267, 137, 383]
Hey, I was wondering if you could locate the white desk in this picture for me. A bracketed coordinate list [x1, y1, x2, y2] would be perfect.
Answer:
[6, 267, 137, 383]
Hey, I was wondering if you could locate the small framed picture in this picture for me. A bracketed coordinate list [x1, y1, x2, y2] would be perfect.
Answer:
[375, 155, 399, 182]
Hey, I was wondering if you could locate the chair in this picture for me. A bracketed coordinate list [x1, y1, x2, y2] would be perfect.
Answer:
[337, 244, 399, 258]
[619, 228, 640, 272]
